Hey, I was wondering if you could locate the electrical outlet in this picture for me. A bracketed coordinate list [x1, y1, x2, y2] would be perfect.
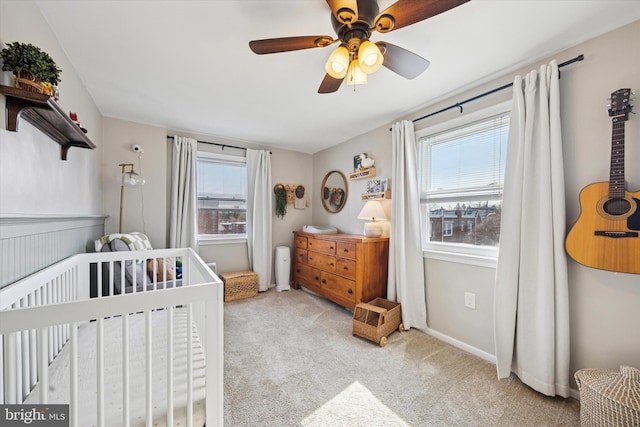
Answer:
[464, 292, 476, 309]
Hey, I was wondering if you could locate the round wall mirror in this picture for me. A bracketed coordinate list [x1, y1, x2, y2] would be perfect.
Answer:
[321, 170, 348, 213]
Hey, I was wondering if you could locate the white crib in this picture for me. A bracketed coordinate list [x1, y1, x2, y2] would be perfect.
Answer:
[0, 248, 223, 427]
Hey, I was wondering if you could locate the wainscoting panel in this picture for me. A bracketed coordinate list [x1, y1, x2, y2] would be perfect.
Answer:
[0, 215, 106, 289]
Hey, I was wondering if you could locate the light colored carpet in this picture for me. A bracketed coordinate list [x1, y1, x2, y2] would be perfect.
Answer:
[223, 288, 579, 426]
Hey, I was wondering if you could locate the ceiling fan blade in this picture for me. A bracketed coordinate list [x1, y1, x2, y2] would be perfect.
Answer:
[374, 0, 470, 33]
[325, 0, 358, 24]
[249, 35, 335, 54]
[377, 42, 430, 80]
[318, 74, 344, 94]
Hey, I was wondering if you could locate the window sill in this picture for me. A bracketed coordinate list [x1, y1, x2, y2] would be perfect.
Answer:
[423, 248, 497, 269]
[198, 236, 247, 246]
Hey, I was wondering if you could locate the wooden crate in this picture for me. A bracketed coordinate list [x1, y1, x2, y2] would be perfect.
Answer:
[220, 270, 258, 302]
[352, 298, 403, 347]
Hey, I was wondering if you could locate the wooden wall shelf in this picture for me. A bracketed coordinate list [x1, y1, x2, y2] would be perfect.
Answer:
[361, 190, 391, 200]
[0, 84, 96, 160]
[349, 167, 376, 180]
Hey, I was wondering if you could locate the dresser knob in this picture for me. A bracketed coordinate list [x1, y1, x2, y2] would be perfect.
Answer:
[347, 288, 353, 294]
[315, 276, 319, 281]
[330, 246, 334, 250]
[322, 279, 326, 284]
[343, 266, 348, 270]
[329, 262, 334, 266]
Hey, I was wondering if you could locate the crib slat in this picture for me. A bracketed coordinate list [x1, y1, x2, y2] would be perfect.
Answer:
[145, 310, 152, 427]
[109, 261, 114, 297]
[20, 298, 29, 402]
[123, 314, 130, 427]
[167, 306, 174, 427]
[46, 282, 54, 363]
[10, 301, 24, 404]
[97, 318, 105, 427]
[187, 304, 193, 427]
[0, 337, 4, 404]
[70, 322, 78, 427]
[38, 327, 48, 404]
[55, 278, 62, 354]
[5, 331, 17, 404]
[28, 293, 37, 389]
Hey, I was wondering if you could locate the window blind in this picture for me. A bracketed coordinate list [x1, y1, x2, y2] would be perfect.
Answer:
[420, 112, 509, 202]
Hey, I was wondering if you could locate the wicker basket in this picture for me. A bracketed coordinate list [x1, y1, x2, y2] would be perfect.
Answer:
[14, 69, 43, 94]
[220, 270, 258, 302]
[352, 298, 403, 347]
[575, 365, 640, 426]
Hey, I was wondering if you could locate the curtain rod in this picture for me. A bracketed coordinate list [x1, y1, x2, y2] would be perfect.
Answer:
[167, 136, 272, 154]
[390, 54, 584, 131]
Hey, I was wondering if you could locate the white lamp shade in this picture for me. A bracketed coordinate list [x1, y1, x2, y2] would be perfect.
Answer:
[357, 200, 387, 221]
[325, 46, 349, 79]
[358, 40, 384, 74]
[358, 201, 387, 237]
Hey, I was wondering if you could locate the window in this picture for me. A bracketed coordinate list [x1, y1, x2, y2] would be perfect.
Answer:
[417, 102, 510, 264]
[444, 221, 454, 237]
[196, 152, 247, 241]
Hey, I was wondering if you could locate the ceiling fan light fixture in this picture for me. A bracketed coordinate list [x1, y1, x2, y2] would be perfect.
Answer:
[346, 60, 367, 86]
[324, 46, 349, 79]
[358, 40, 384, 74]
[325, 45, 349, 79]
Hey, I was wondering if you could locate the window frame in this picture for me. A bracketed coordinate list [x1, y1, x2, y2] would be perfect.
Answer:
[416, 101, 511, 268]
[196, 151, 248, 244]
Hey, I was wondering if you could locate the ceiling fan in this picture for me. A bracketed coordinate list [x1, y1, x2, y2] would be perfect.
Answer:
[249, 0, 470, 93]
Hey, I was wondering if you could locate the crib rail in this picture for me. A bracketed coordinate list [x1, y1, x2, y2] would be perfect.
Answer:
[0, 248, 223, 427]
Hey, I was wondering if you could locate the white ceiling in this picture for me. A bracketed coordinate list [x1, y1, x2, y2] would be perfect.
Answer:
[35, 1, 640, 154]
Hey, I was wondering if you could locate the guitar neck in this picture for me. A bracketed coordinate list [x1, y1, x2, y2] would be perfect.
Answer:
[609, 116, 626, 198]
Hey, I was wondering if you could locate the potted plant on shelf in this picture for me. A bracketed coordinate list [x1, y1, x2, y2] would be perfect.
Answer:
[0, 41, 62, 95]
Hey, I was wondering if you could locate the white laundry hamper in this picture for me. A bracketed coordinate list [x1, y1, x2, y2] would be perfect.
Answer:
[275, 246, 291, 292]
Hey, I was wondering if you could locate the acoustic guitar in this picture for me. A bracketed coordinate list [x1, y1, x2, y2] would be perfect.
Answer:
[566, 88, 640, 274]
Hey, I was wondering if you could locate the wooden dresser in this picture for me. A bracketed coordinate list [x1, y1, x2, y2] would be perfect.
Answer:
[293, 231, 389, 311]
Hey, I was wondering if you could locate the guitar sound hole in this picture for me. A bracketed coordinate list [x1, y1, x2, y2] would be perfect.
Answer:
[603, 198, 631, 216]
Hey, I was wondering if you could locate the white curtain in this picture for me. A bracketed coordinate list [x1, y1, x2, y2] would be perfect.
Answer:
[169, 136, 198, 249]
[494, 61, 570, 397]
[246, 149, 273, 291]
[388, 120, 428, 331]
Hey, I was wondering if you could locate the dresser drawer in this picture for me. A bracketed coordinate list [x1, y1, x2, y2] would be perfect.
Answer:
[294, 248, 307, 264]
[295, 235, 308, 249]
[335, 258, 356, 280]
[307, 238, 337, 255]
[294, 263, 321, 293]
[321, 272, 355, 305]
[337, 241, 357, 259]
[307, 252, 336, 272]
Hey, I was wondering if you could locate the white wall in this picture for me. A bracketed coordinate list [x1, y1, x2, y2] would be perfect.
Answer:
[313, 125, 393, 236]
[312, 20, 640, 387]
[102, 117, 167, 248]
[0, 1, 103, 216]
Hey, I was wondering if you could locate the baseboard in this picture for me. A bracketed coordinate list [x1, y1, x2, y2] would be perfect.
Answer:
[421, 327, 581, 400]
[422, 327, 496, 364]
